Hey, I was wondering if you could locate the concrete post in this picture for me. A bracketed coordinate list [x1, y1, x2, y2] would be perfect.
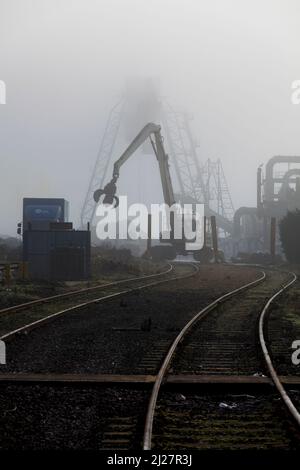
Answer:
[211, 216, 219, 263]
[203, 216, 207, 248]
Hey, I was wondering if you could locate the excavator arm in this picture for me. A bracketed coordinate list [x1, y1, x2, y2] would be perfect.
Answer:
[93, 123, 176, 207]
[93, 122, 212, 261]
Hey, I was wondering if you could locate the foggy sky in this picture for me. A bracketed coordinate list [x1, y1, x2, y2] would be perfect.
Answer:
[1, 0, 300, 235]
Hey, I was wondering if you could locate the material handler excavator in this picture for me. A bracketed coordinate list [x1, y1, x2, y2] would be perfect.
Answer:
[93, 123, 213, 261]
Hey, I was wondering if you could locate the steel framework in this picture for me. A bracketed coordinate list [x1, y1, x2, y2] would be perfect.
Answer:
[80, 94, 234, 235]
[161, 103, 234, 234]
[80, 99, 124, 227]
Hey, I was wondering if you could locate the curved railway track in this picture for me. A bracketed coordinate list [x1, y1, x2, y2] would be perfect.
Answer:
[259, 272, 300, 427]
[143, 268, 300, 450]
[1, 264, 300, 450]
[0, 264, 174, 316]
[0, 262, 197, 340]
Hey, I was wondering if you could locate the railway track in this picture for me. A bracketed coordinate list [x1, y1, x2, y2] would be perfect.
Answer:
[0, 263, 260, 378]
[1, 264, 299, 450]
[143, 268, 300, 451]
[0, 263, 173, 316]
[0, 261, 201, 450]
[266, 280, 300, 377]
[0, 262, 196, 339]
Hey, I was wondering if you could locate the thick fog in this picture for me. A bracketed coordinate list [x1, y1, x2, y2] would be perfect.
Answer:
[1, 0, 300, 235]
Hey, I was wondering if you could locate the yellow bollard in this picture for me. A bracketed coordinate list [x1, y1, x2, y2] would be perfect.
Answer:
[4, 264, 11, 286]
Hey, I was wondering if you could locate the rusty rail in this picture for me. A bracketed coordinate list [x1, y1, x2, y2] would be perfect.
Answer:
[0, 263, 199, 342]
[0, 263, 173, 316]
[143, 270, 267, 449]
[259, 271, 300, 426]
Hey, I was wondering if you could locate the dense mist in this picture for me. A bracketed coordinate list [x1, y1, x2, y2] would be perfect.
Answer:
[1, 0, 300, 235]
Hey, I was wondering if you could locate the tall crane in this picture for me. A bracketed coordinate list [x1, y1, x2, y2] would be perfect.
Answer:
[80, 93, 234, 238]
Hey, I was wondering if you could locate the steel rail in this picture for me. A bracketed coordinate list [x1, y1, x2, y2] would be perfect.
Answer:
[0, 263, 199, 342]
[259, 271, 300, 427]
[2, 373, 300, 385]
[0, 263, 173, 316]
[143, 269, 267, 450]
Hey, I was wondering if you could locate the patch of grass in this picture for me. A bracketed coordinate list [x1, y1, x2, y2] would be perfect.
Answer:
[91, 246, 163, 279]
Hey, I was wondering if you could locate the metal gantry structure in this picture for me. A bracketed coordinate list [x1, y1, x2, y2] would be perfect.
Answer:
[80, 95, 234, 236]
[80, 99, 124, 227]
[202, 158, 235, 222]
[161, 103, 234, 234]
[161, 102, 208, 205]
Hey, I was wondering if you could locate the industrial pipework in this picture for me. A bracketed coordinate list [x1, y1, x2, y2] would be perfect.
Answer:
[264, 156, 300, 201]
